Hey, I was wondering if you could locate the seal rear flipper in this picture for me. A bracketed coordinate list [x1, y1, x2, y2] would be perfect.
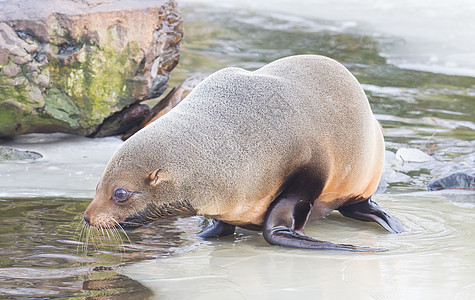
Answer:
[198, 219, 236, 238]
[263, 196, 382, 252]
[263, 227, 380, 251]
[338, 199, 404, 234]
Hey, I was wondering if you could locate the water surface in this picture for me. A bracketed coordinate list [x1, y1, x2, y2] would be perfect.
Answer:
[124, 193, 475, 299]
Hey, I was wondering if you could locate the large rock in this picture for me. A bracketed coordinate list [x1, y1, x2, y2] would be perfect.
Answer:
[0, 0, 183, 137]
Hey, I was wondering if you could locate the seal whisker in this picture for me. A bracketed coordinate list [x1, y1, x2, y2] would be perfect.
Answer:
[99, 225, 108, 248]
[83, 223, 90, 255]
[107, 226, 120, 251]
[76, 221, 83, 256]
[75, 218, 84, 236]
[85, 225, 92, 253]
[108, 219, 125, 250]
[96, 227, 105, 248]
[112, 218, 132, 245]
[77, 220, 88, 256]
[88, 225, 95, 250]
[104, 226, 112, 244]
[112, 227, 123, 249]
[91, 226, 102, 252]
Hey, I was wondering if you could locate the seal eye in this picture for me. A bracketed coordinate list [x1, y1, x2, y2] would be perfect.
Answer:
[113, 188, 130, 203]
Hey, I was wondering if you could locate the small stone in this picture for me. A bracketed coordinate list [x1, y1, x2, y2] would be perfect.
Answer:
[0, 49, 8, 65]
[12, 53, 32, 64]
[395, 148, 433, 163]
[427, 172, 475, 191]
[0, 22, 17, 45]
[0, 146, 43, 161]
[2, 63, 21, 76]
[22, 39, 39, 54]
[74, 44, 87, 63]
[7, 75, 26, 85]
[27, 85, 45, 105]
[34, 53, 47, 63]
[8, 45, 28, 57]
[28, 70, 40, 84]
[28, 61, 40, 72]
[38, 70, 50, 87]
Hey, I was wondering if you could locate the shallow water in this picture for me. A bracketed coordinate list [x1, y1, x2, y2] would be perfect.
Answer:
[1, 1, 474, 299]
[124, 193, 475, 300]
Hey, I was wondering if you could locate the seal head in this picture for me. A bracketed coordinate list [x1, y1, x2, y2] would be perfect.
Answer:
[84, 141, 195, 229]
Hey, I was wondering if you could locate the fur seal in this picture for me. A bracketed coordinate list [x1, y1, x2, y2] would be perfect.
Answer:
[84, 55, 404, 251]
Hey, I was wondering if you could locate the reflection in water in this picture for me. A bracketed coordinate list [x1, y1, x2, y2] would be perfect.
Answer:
[0, 197, 200, 298]
[82, 269, 153, 300]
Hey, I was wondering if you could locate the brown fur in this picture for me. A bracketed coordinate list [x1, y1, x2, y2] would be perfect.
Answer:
[84, 55, 384, 229]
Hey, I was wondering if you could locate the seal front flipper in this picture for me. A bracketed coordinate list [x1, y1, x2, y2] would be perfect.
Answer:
[263, 196, 380, 252]
[198, 219, 236, 238]
[338, 199, 404, 234]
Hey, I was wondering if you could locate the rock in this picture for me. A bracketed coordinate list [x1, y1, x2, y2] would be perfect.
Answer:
[427, 152, 475, 191]
[2, 63, 21, 77]
[395, 148, 433, 163]
[375, 177, 388, 193]
[0, 146, 43, 161]
[122, 73, 208, 139]
[427, 172, 475, 191]
[0, 0, 183, 137]
[90, 103, 151, 138]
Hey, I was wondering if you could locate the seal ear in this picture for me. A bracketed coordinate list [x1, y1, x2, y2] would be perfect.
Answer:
[148, 168, 170, 186]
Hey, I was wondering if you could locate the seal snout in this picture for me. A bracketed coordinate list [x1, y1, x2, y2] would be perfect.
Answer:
[83, 213, 91, 225]
[82, 211, 116, 229]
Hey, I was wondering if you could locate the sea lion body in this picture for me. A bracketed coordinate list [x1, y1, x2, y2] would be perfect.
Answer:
[84, 55, 403, 251]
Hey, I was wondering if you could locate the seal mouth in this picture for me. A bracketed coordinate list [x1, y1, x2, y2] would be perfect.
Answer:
[118, 200, 196, 229]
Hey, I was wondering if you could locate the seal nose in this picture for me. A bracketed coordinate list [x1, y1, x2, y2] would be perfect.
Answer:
[83, 213, 91, 225]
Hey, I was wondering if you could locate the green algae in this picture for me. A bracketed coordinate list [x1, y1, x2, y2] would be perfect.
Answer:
[0, 57, 65, 135]
[47, 41, 143, 130]
[0, 106, 20, 134]
[0, 28, 145, 136]
[43, 88, 81, 128]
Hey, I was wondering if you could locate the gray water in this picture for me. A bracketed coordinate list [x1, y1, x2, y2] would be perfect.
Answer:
[1, 2, 474, 299]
